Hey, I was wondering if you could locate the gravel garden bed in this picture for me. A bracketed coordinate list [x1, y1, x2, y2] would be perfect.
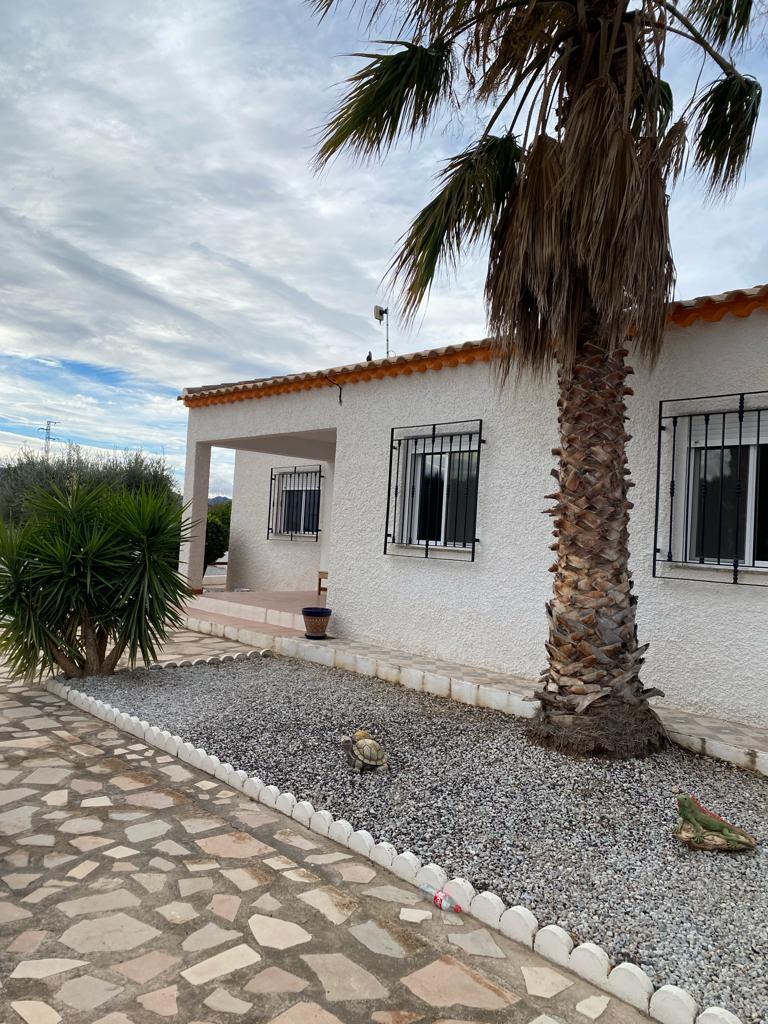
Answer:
[82, 657, 768, 1022]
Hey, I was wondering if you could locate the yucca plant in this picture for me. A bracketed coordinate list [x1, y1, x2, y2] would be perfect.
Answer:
[0, 485, 192, 679]
[310, 0, 762, 756]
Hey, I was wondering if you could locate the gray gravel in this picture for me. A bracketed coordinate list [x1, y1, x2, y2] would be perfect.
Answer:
[83, 657, 768, 1022]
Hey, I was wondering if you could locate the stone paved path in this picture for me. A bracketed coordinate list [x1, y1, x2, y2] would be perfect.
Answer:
[0, 675, 645, 1024]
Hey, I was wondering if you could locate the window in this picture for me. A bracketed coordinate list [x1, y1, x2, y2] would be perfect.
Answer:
[384, 420, 483, 560]
[268, 465, 322, 541]
[653, 394, 768, 584]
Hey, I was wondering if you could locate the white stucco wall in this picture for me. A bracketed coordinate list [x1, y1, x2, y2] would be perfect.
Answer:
[185, 309, 768, 727]
[228, 451, 328, 592]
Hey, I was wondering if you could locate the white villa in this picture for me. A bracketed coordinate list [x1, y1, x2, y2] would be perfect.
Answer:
[180, 285, 768, 730]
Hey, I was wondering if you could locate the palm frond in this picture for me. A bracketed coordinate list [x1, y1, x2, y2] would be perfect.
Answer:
[315, 40, 455, 166]
[391, 132, 522, 319]
[686, 0, 754, 46]
[692, 72, 762, 193]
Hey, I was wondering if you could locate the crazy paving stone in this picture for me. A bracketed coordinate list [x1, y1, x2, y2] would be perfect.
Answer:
[125, 791, 179, 809]
[6, 928, 48, 953]
[182, 922, 242, 952]
[283, 867, 320, 883]
[115, 950, 181, 983]
[249, 912, 312, 950]
[371, 1013, 425, 1024]
[196, 832, 273, 858]
[400, 956, 517, 1010]
[56, 974, 124, 1011]
[220, 865, 272, 891]
[67, 859, 99, 879]
[59, 815, 103, 834]
[0, 900, 32, 923]
[10, 957, 88, 978]
[301, 953, 389, 1001]
[59, 912, 161, 953]
[362, 884, 422, 905]
[9, 1000, 61, 1024]
[137, 985, 178, 1017]
[245, 966, 309, 994]
[2, 871, 42, 890]
[133, 872, 168, 894]
[180, 815, 225, 834]
[0, 786, 36, 805]
[252, 892, 282, 912]
[264, 855, 296, 870]
[350, 919, 409, 958]
[400, 909, 432, 924]
[521, 963, 573, 998]
[576, 995, 611, 1019]
[157, 900, 199, 924]
[335, 861, 377, 884]
[56, 887, 140, 917]
[24, 767, 71, 784]
[204, 988, 252, 1015]
[124, 820, 171, 843]
[448, 928, 506, 958]
[265, 1004, 343, 1024]
[273, 828, 317, 850]
[305, 852, 351, 865]
[180, 876, 213, 896]
[297, 885, 359, 924]
[180, 943, 261, 985]
[209, 893, 241, 920]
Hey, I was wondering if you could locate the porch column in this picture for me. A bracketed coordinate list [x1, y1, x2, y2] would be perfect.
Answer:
[179, 441, 211, 592]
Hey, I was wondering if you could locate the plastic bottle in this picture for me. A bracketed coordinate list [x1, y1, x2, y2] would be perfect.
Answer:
[420, 883, 462, 913]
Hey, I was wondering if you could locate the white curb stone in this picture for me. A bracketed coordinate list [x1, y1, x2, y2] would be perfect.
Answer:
[328, 819, 354, 847]
[499, 905, 538, 948]
[423, 672, 450, 698]
[144, 726, 162, 747]
[370, 841, 397, 868]
[259, 784, 280, 808]
[469, 891, 506, 929]
[444, 877, 476, 910]
[650, 984, 699, 1024]
[275, 792, 297, 817]
[450, 679, 478, 705]
[533, 924, 575, 967]
[608, 962, 654, 1011]
[230, 770, 248, 792]
[348, 829, 374, 857]
[292, 800, 315, 828]
[201, 753, 221, 776]
[400, 668, 424, 691]
[696, 1010, 742, 1024]
[415, 863, 448, 892]
[391, 851, 421, 883]
[243, 777, 264, 801]
[309, 809, 334, 837]
[214, 762, 234, 783]
[167, 735, 183, 757]
[178, 741, 196, 765]
[570, 942, 611, 986]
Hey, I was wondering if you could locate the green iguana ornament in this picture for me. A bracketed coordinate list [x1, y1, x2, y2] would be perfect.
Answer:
[675, 794, 757, 852]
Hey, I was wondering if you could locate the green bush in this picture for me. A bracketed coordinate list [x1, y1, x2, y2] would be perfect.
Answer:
[0, 485, 192, 679]
[204, 512, 228, 572]
[0, 445, 179, 525]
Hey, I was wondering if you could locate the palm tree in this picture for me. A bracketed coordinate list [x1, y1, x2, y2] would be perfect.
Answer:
[309, 0, 761, 757]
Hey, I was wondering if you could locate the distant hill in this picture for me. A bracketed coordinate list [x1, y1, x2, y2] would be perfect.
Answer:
[208, 495, 231, 506]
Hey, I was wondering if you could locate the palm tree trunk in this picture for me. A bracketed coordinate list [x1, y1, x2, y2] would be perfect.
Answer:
[529, 338, 666, 757]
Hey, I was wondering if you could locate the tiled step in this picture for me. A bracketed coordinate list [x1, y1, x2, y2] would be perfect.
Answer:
[187, 594, 305, 631]
[183, 608, 303, 649]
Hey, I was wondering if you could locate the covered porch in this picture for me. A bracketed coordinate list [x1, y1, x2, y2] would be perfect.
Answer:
[179, 427, 336, 595]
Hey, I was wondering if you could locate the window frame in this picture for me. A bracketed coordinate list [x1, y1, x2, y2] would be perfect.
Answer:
[384, 419, 484, 562]
[653, 392, 768, 585]
[267, 465, 322, 542]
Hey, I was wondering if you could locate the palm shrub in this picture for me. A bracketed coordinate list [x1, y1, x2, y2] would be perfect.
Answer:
[310, 0, 761, 756]
[0, 485, 192, 679]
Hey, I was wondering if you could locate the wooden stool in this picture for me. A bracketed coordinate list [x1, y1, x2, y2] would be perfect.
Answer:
[317, 570, 328, 596]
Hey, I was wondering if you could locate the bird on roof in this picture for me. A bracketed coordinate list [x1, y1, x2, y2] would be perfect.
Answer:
[366, 351, 372, 361]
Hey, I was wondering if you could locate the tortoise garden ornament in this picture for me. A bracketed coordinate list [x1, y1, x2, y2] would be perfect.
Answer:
[674, 794, 757, 852]
[341, 729, 389, 772]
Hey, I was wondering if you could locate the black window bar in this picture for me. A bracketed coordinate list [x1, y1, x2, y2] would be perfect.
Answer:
[652, 390, 768, 585]
[267, 465, 322, 542]
[384, 419, 484, 561]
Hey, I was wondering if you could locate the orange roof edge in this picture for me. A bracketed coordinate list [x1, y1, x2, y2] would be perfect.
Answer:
[182, 283, 768, 409]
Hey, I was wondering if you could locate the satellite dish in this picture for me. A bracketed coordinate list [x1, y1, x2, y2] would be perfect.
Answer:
[373, 305, 387, 323]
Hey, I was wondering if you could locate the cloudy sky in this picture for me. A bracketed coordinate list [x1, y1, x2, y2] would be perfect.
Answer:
[1, 1, 766, 494]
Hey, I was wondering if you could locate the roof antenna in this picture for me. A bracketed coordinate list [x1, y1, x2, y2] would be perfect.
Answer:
[373, 305, 393, 358]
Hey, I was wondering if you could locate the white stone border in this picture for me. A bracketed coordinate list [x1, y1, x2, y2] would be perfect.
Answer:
[44, 661, 744, 1024]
